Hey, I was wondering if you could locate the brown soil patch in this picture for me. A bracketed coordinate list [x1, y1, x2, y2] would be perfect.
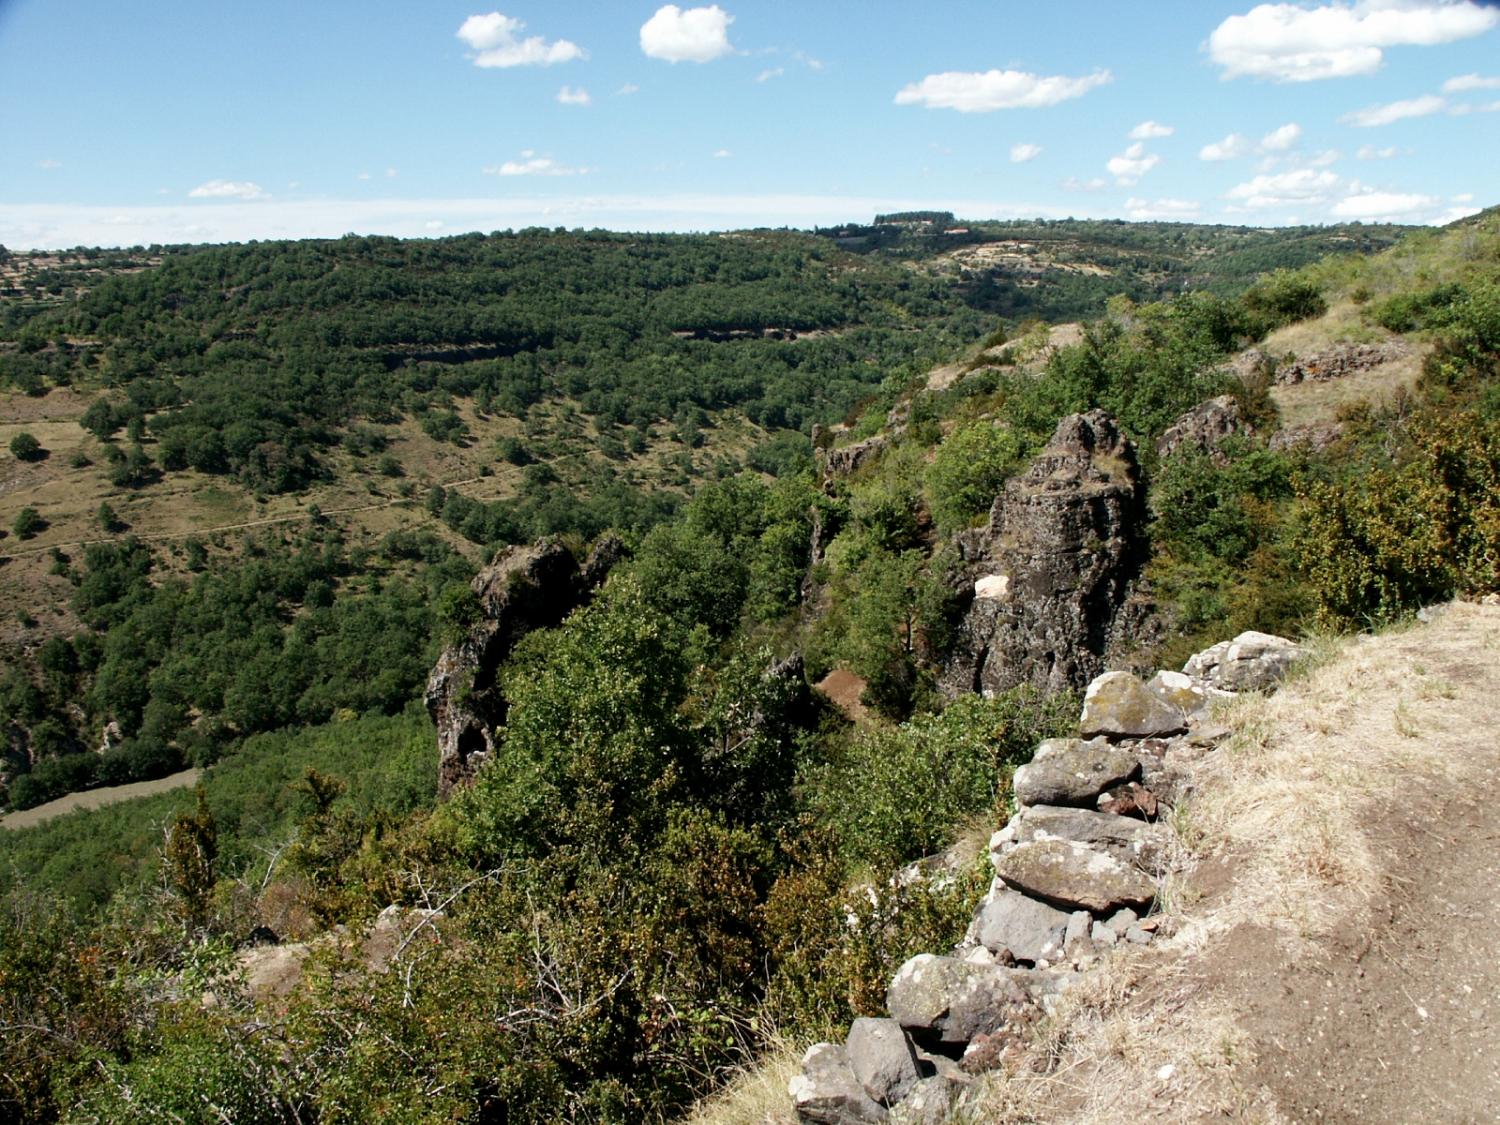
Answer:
[2, 767, 200, 830]
[815, 668, 870, 724]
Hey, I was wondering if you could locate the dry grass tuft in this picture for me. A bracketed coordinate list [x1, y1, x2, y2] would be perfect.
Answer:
[680, 1035, 802, 1125]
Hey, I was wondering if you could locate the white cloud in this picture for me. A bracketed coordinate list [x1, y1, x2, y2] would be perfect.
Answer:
[640, 5, 734, 63]
[557, 85, 591, 105]
[1332, 189, 1440, 218]
[357, 171, 372, 181]
[485, 154, 589, 176]
[1126, 197, 1201, 220]
[1357, 143, 1400, 158]
[713, 149, 732, 158]
[1129, 120, 1175, 139]
[1107, 141, 1160, 184]
[1341, 93, 1446, 126]
[893, 68, 1111, 112]
[756, 67, 784, 83]
[1208, 1, 1499, 83]
[425, 220, 444, 230]
[1309, 148, 1342, 166]
[1201, 133, 1253, 160]
[457, 12, 586, 68]
[386, 167, 398, 179]
[1448, 98, 1500, 113]
[1010, 143, 1043, 163]
[38, 158, 62, 170]
[1062, 176, 1109, 191]
[1443, 72, 1500, 92]
[1226, 168, 1341, 207]
[616, 83, 640, 96]
[1260, 122, 1303, 150]
[188, 180, 267, 200]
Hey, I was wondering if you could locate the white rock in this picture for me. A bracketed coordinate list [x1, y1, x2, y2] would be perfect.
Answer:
[974, 574, 1011, 600]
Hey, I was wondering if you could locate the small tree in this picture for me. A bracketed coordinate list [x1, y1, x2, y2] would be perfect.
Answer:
[13, 506, 45, 540]
[164, 789, 218, 928]
[9, 431, 43, 461]
[97, 502, 126, 533]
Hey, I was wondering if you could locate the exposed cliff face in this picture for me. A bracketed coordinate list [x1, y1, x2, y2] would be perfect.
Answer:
[941, 410, 1148, 697]
[426, 536, 625, 799]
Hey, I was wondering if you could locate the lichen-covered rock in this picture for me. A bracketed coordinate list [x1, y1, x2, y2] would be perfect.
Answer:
[845, 1018, 920, 1106]
[1183, 630, 1302, 692]
[790, 1043, 888, 1123]
[968, 886, 1070, 964]
[1008, 804, 1170, 866]
[1145, 669, 1214, 719]
[992, 839, 1157, 914]
[886, 954, 1038, 1050]
[1012, 747, 1142, 808]
[1079, 671, 1188, 739]
[887, 1076, 959, 1124]
[941, 410, 1149, 697]
[426, 536, 625, 798]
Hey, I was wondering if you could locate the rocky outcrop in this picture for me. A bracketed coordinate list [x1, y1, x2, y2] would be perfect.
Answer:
[1274, 341, 1410, 386]
[942, 410, 1148, 698]
[1183, 630, 1302, 692]
[1155, 395, 1251, 462]
[426, 536, 625, 798]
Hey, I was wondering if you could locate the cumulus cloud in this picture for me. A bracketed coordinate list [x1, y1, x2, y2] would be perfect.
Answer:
[1200, 133, 1253, 161]
[1129, 120, 1175, 139]
[1260, 122, 1303, 150]
[457, 12, 586, 68]
[1444, 73, 1500, 91]
[1357, 143, 1401, 158]
[1448, 98, 1500, 113]
[1126, 196, 1201, 219]
[484, 152, 589, 176]
[713, 149, 732, 158]
[894, 68, 1111, 112]
[1226, 168, 1341, 207]
[756, 67, 784, 82]
[188, 180, 267, 200]
[1331, 189, 1441, 218]
[1341, 93, 1446, 125]
[640, 5, 734, 63]
[557, 85, 591, 105]
[1010, 143, 1043, 163]
[1107, 141, 1160, 185]
[1208, 1, 1499, 83]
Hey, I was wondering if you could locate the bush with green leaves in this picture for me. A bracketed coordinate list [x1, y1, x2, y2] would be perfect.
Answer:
[9, 430, 43, 461]
[924, 419, 1025, 534]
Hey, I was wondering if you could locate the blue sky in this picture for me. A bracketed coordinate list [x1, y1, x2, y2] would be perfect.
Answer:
[2, 0, 1497, 248]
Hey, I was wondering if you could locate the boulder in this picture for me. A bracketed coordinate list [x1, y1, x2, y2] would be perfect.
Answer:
[1079, 671, 1188, 739]
[992, 839, 1157, 914]
[1145, 669, 1213, 719]
[790, 1043, 888, 1124]
[845, 1018, 921, 1106]
[941, 410, 1149, 697]
[1183, 630, 1302, 692]
[1155, 395, 1250, 462]
[1064, 910, 1093, 959]
[886, 954, 1037, 1050]
[968, 886, 1070, 964]
[1012, 747, 1142, 808]
[1009, 804, 1170, 866]
[887, 1076, 959, 1124]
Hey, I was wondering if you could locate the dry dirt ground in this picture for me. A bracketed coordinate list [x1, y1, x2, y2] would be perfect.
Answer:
[974, 600, 1500, 1123]
[0, 767, 200, 830]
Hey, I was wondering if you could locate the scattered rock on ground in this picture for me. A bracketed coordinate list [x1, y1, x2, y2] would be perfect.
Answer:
[1012, 746, 1142, 808]
[1079, 670, 1188, 739]
[993, 839, 1157, 914]
[845, 1018, 921, 1107]
[968, 886, 1070, 964]
[790, 1043, 889, 1123]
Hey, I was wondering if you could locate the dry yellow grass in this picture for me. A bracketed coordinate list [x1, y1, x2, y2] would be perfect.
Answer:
[680, 1037, 801, 1125]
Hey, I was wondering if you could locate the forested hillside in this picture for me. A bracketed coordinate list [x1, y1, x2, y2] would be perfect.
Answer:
[2, 211, 1495, 1123]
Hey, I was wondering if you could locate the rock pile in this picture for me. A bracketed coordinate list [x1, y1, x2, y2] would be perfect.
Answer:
[1155, 395, 1252, 463]
[790, 630, 1302, 1123]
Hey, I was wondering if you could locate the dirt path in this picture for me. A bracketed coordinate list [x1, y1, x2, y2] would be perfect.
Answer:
[1, 767, 200, 830]
[967, 601, 1500, 1123]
